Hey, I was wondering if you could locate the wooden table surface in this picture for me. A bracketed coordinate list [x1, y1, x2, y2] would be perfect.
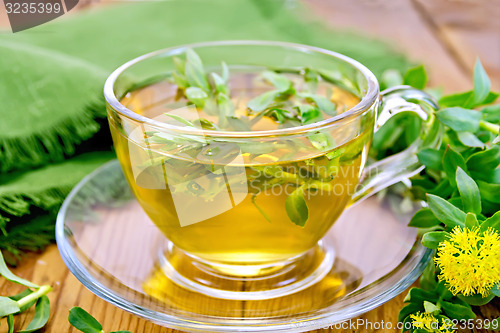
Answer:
[1, 0, 500, 332]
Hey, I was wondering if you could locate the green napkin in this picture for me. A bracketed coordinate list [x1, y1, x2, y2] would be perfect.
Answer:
[0, 0, 411, 263]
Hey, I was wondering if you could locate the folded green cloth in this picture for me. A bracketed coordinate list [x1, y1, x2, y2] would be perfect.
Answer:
[0, 0, 410, 263]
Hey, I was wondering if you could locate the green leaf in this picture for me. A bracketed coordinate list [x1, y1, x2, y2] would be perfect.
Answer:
[221, 61, 229, 82]
[439, 90, 499, 108]
[217, 93, 235, 128]
[9, 289, 36, 312]
[456, 131, 485, 148]
[423, 301, 440, 315]
[226, 117, 251, 131]
[18, 295, 50, 333]
[0, 296, 21, 317]
[480, 210, 500, 232]
[262, 71, 292, 92]
[171, 71, 188, 88]
[68, 307, 103, 333]
[172, 56, 185, 74]
[380, 69, 403, 90]
[247, 90, 281, 112]
[426, 194, 466, 228]
[492, 284, 500, 297]
[466, 145, 500, 171]
[472, 59, 491, 106]
[436, 107, 482, 132]
[440, 300, 476, 320]
[409, 208, 440, 228]
[285, 187, 308, 227]
[481, 104, 500, 122]
[442, 145, 468, 188]
[419, 260, 438, 291]
[477, 180, 500, 204]
[164, 113, 196, 127]
[192, 118, 218, 131]
[0, 251, 39, 288]
[7, 314, 14, 333]
[403, 64, 427, 89]
[458, 292, 495, 306]
[465, 213, 479, 229]
[421, 231, 450, 249]
[211, 73, 228, 95]
[185, 49, 210, 91]
[299, 93, 337, 115]
[417, 148, 443, 169]
[308, 132, 335, 152]
[185, 87, 208, 108]
[398, 302, 422, 322]
[297, 105, 322, 125]
[456, 167, 481, 214]
[404, 287, 438, 303]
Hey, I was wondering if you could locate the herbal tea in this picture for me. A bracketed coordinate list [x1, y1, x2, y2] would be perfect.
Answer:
[108, 50, 373, 266]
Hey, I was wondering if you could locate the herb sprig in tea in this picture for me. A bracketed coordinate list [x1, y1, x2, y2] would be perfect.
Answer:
[139, 48, 361, 226]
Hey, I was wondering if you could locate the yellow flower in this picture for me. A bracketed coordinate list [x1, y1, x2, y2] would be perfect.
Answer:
[409, 312, 454, 333]
[434, 227, 500, 297]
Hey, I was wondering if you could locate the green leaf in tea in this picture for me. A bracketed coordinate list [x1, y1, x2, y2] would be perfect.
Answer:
[217, 93, 235, 128]
[285, 186, 308, 227]
[262, 71, 292, 92]
[403, 64, 427, 89]
[247, 90, 281, 112]
[164, 113, 196, 127]
[184, 49, 210, 92]
[299, 92, 337, 115]
[185, 87, 208, 108]
[296, 105, 322, 125]
[211, 73, 228, 95]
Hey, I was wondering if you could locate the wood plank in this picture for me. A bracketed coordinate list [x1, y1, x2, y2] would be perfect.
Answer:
[303, 0, 472, 92]
[413, 0, 500, 90]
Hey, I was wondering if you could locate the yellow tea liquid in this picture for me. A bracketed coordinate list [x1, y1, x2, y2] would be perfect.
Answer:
[110, 72, 372, 266]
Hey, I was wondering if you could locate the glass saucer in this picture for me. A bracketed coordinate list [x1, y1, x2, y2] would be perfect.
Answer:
[56, 160, 431, 332]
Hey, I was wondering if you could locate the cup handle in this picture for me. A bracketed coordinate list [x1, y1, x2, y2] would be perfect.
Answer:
[351, 85, 443, 204]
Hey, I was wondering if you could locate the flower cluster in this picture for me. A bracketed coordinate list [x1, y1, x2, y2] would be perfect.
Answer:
[435, 227, 500, 297]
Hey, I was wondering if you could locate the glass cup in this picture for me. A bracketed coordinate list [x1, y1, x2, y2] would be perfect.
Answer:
[104, 41, 441, 300]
